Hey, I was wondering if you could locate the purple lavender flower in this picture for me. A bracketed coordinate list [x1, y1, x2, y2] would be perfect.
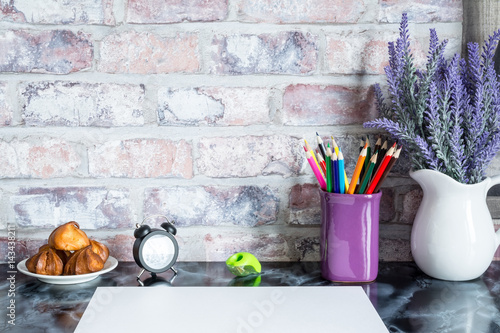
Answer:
[365, 13, 500, 184]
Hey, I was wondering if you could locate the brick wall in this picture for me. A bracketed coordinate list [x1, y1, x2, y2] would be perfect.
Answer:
[0, 0, 476, 263]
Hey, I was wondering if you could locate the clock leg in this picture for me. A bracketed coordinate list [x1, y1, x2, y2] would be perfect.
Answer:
[136, 268, 146, 281]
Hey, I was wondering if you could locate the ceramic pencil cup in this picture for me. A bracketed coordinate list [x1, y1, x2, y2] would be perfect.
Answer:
[319, 190, 382, 283]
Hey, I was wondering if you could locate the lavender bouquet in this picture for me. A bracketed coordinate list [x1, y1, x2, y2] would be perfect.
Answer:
[364, 13, 500, 184]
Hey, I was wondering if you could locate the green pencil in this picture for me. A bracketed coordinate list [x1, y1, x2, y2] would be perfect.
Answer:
[357, 153, 377, 194]
[326, 149, 332, 193]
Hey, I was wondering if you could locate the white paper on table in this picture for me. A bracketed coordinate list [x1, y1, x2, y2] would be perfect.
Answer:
[75, 286, 388, 333]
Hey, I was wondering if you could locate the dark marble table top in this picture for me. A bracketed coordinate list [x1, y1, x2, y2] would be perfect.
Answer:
[2, 261, 500, 332]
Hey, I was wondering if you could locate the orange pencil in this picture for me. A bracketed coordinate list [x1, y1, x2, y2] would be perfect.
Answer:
[365, 146, 395, 194]
[347, 144, 367, 194]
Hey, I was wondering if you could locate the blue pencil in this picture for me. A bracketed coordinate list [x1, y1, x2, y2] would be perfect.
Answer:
[332, 151, 339, 193]
[338, 149, 345, 194]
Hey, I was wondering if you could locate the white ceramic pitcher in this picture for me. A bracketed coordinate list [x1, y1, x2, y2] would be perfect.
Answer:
[410, 169, 500, 281]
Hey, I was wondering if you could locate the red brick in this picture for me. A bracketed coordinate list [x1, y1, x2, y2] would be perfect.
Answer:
[197, 135, 302, 177]
[97, 234, 135, 262]
[400, 186, 423, 224]
[326, 27, 462, 74]
[103, 231, 292, 262]
[379, 238, 413, 261]
[326, 31, 395, 74]
[144, 186, 279, 226]
[210, 32, 317, 74]
[289, 183, 321, 225]
[99, 31, 199, 74]
[127, 0, 227, 23]
[294, 237, 320, 261]
[21, 81, 145, 127]
[282, 84, 377, 125]
[0, 30, 92, 74]
[204, 233, 287, 261]
[0, 82, 12, 126]
[379, 0, 462, 23]
[89, 139, 193, 178]
[0, 0, 115, 25]
[1, 237, 45, 262]
[158, 87, 270, 126]
[11, 187, 134, 228]
[379, 187, 396, 222]
[0, 139, 81, 178]
[239, 0, 367, 23]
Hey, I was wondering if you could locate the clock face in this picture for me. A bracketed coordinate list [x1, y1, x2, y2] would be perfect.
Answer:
[133, 229, 179, 274]
[142, 234, 177, 270]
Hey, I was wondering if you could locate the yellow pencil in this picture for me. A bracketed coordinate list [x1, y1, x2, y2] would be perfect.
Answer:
[347, 144, 367, 194]
[331, 136, 349, 192]
[304, 139, 323, 177]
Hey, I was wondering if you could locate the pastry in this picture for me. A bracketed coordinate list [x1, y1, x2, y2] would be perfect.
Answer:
[26, 248, 64, 276]
[63, 245, 104, 275]
[48, 221, 90, 251]
[38, 244, 70, 265]
[90, 240, 109, 263]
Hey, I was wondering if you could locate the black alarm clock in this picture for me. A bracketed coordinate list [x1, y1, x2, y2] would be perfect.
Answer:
[133, 215, 179, 283]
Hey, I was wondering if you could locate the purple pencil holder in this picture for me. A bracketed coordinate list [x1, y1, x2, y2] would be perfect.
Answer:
[319, 189, 382, 283]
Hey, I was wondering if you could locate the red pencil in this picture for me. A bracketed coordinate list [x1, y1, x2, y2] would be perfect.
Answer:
[372, 145, 402, 193]
[365, 146, 395, 194]
[316, 150, 327, 175]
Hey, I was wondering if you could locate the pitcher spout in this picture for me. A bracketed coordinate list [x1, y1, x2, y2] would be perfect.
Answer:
[410, 169, 465, 195]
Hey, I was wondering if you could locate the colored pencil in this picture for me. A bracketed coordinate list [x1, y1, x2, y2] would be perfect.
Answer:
[304, 139, 323, 177]
[374, 140, 389, 175]
[316, 132, 327, 159]
[338, 149, 345, 194]
[316, 150, 327, 175]
[327, 145, 336, 193]
[372, 145, 402, 194]
[347, 144, 367, 194]
[359, 137, 365, 153]
[325, 150, 332, 193]
[365, 146, 395, 194]
[304, 147, 326, 190]
[331, 136, 349, 192]
[332, 151, 339, 193]
[357, 153, 377, 194]
[362, 137, 371, 179]
[373, 136, 382, 154]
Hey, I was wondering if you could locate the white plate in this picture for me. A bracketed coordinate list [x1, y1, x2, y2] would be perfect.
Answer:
[17, 256, 118, 284]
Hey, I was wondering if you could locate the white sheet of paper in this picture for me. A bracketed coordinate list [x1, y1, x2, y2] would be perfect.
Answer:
[75, 286, 388, 333]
